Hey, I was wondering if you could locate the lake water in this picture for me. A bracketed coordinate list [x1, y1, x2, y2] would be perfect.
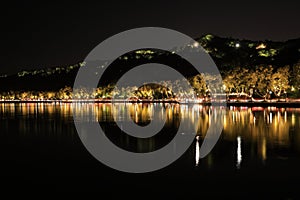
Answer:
[1, 103, 300, 198]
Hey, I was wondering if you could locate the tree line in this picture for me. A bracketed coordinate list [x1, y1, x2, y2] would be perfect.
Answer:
[1, 62, 300, 101]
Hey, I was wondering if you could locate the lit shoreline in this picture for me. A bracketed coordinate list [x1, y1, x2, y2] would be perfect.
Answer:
[1, 99, 300, 107]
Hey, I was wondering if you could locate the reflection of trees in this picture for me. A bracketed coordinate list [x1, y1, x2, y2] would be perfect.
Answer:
[222, 108, 291, 146]
[73, 103, 295, 150]
[128, 104, 152, 124]
[66, 103, 300, 161]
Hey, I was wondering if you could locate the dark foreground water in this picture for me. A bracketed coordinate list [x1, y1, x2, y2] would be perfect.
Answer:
[1, 103, 300, 198]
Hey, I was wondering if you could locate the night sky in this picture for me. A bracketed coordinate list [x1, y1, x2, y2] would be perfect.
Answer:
[0, 0, 299, 75]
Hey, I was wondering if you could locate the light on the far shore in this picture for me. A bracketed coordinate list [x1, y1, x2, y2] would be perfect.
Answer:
[291, 86, 295, 91]
[193, 42, 199, 48]
[235, 43, 240, 48]
[256, 43, 266, 49]
[222, 84, 226, 90]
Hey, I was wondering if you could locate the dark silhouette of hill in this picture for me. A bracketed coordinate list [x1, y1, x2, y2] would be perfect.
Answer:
[0, 35, 299, 92]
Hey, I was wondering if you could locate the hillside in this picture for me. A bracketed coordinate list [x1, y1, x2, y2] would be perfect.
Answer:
[0, 34, 299, 92]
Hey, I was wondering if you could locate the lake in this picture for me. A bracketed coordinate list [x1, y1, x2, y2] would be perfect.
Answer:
[1, 103, 300, 198]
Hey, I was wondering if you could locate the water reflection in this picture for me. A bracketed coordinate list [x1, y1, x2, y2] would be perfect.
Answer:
[0, 103, 74, 139]
[236, 136, 242, 169]
[195, 136, 200, 166]
[1, 103, 300, 168]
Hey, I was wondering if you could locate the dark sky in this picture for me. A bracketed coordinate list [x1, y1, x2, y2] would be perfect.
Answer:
[0, 0, 299, 75]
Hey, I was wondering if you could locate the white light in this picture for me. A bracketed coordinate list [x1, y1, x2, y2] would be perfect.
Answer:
[235, 43, 240, 48]
[193, 42, 199, 48]
[236, 136, 242, 169]
[284, 111, 287, 122]
[195, 136, 200, 166]
[256, 43, 266, 49]
[291, 86, 295, 91]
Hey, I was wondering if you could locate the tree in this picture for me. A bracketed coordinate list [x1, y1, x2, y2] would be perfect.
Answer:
[191, 74, 207, 97]
[291, 60, 300, 94]
[222, 67, 250, 94]
[270, 66, 290, 97]
[58, 86, 72, 99]
[254, 66, 273, 98]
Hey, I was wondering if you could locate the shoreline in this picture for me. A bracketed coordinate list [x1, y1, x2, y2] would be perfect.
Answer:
[1, 99, 300, 107]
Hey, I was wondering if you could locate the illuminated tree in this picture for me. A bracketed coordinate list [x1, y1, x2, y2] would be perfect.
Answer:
[58, 86, 72, 99]
[222, 67, 250, 94]
[136, 85, 154, 99]
[270, 66, 290, 97]
[202, 73, 223, 94]
[115, 86, 138, 99]
[291, 61, 300, 95]
[102, 84, 114, 99]
[253, 66, 273, 98]
[191, 74, 207, 97]
[47, 91, 56, 100]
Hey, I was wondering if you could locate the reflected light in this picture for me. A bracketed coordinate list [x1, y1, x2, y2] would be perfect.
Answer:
[292, 113, 295, 126]
[284, 111, 287, 122]
[195, 136, 200, 166]
[236, 136, 242, 169]
[262, 137, 267, 161]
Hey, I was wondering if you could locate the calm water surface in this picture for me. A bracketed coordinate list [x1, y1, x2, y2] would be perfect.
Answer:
[1, 103, 300, 198]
